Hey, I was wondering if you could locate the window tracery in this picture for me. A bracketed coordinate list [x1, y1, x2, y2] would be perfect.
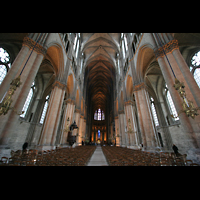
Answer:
[40, 95, 50, 124]
[0, 47, 11, 85]
[94, 108, 105, 120]
[150, 97, 159, 126]
[20, 82, 35, 118]
[165, 84, 179, 121]
[190, 51, 200, 88]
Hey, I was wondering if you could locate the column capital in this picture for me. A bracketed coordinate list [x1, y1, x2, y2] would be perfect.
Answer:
[65, 98, 75, 105]
[118, 110, 125, 114]
[75, 108, 80, 113]
[154, 39, 179, 59]
[125, 100, 134, 106]
[133, 82, 146, 92]
[22, 36, 47, 56]
[52, 80, 67, 91]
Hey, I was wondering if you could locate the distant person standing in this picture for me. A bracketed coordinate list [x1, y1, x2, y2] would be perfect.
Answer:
[172, 144, 179, 156]
[22, 142, 28, 154]
[22, 142, 28, 150]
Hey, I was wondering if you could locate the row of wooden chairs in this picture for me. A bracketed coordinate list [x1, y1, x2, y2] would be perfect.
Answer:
[0, 146, 96, 166]
[102, 146, 199, 166]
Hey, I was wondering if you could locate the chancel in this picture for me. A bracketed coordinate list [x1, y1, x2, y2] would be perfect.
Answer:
[0, 33, 200, 166]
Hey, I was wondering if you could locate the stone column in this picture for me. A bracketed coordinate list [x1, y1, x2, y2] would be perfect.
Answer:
[115, 116, 120, 146]
[118, 110, 127, 147]
[78, 115, 84, 143]
[60, 99, 75, 145]
[155, 39, 200, 149]
[38, 81, 66, 149]
[124, 100, 139, 148]
[0, 43, 46, 149]
[172, 48, 200, 108]
[73, 109, 80, 145]
[134, 82, 158, 150]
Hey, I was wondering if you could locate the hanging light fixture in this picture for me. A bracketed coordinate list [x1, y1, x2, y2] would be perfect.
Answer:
[154, 33, 200, 119]
[0, 34, 43, 116]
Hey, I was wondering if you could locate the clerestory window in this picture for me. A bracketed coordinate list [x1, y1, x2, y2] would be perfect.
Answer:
[0, 47, 11, 85]
[190, 50, 200, 88]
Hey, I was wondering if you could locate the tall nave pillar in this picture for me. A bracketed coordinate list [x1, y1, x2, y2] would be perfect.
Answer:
[38, 81, 66, 149]
[124, 100, 140, 148]
[154, 38, 200, 160]
[134, 82, 159, 150]
[0, 36, 46, 151]
[118, 110, 127, 147]
[58, 99, 75, 145]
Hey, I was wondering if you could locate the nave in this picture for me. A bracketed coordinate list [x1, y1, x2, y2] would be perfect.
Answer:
[0, 145, 199, 166]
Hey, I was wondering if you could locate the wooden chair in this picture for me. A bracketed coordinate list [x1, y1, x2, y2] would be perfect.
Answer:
[1, 157, 8, 164]
[190, 163, 199, 166]
[185, 160, 193, 166]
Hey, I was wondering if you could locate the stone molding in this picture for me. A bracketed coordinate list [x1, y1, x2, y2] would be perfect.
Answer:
[75, 108, 80, 113]
[154, 39, 179, 58]
[22, 36, 47, 56]
[65, 98, 75, 105]
[118, 110, 125, 114]
[52, 80, 67, 91]
[133, 82, 146, 92]
[125, 100, 134, 106]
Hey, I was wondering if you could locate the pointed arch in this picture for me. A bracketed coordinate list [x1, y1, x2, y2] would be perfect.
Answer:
[45, 43, 64, 81]
[66, 74, 74, 98]
[136, 44, 155, 82]
[126, 75, 134, 100]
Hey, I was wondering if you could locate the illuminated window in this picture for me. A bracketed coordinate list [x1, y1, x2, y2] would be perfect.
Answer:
[102, 111, 105, 120]
[20, 82, 35, 118]
[94, 109, 105, 120]
[40, 95, 50, 124]
[94, 110, 98, 120]
[0, 47, 11, 85]
[98, 130, 100, 138]
[98, 108, 101, 120]
[76, 39, 79, 58]
[165, 85, 179, 121]
[150, 97, 159, 126]
[190, 51, 200, 88]
[73, 34, 78, 50]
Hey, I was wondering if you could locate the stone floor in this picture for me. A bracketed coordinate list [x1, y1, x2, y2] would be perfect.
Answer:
[87, 145, 108, 166]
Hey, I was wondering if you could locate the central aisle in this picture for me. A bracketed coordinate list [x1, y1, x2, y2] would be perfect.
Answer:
[87, 145, 108, 166]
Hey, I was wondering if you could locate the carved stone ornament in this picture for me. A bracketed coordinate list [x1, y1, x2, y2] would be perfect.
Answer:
[154, 39, 179, 59]
[22, 37, 47, 56]
[52, 80, 67, 90]
[125, 100, 134, 106]
[133, 82, 146, 92]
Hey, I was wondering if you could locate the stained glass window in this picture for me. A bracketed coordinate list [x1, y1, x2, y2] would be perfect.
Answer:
[94, 109, 105, 120]
[0, 47, 11, 85]
[98, 108, 101, 120]
[98, 130, 100, 138]
[94, 110, 98, 120]
[20, 82, 35, 118]
[40, 95, 50, 124]
[102, 111, 105, 120]
[165, 85, 179, 121]
[190, 51, 200, 88]
[150, 97, 159, 126]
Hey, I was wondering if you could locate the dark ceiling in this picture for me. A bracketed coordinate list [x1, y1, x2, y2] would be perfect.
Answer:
[81, 33, 120, 113]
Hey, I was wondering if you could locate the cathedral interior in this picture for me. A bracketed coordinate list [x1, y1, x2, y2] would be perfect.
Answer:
[0, 33, 200, 166]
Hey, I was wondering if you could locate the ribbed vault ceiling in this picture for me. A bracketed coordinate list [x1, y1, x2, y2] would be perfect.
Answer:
[82, 33, 120, 112]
